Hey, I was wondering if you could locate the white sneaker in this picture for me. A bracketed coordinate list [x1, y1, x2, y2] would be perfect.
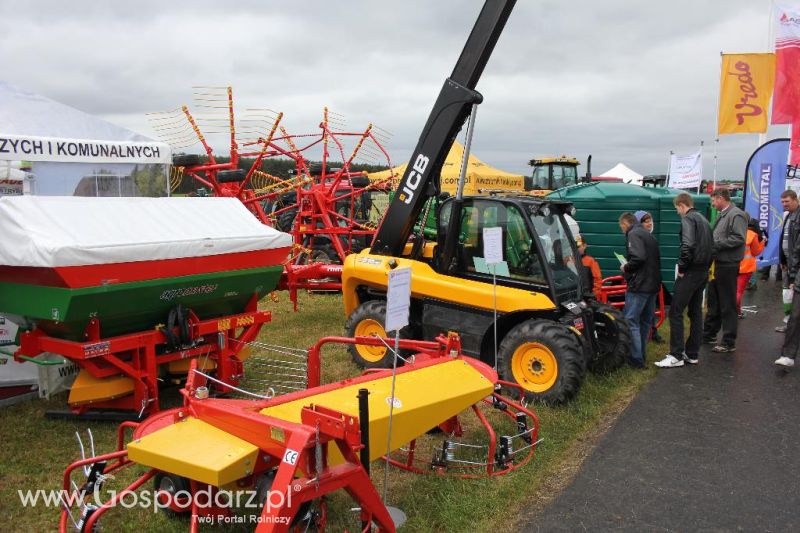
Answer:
[683, 355, 699, 365]
[655, 354, 685, 368]
[775, 356, 795, 368]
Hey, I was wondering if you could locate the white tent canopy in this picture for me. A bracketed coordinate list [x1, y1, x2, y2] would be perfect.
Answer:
[598, 163, 643, 185]
[0, 196, 291, 267]
[0, 82, 169, 164]
[0, 82, 170, 196]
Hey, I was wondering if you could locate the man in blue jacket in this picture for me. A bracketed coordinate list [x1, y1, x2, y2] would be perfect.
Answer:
[619, 212, 662, 368]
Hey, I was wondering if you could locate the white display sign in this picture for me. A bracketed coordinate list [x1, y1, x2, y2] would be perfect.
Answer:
[483, 226, 503, 265]
[37, 354, 80, 399]
[0, 178, 23, 196]
[668, 150, 703, 189]
[0, 134, 171, 164]
[385, 267, 412, 333]
[0, 314, 17, 345]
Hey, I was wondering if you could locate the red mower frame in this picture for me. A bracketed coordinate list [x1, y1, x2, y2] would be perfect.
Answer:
[58, 335, 540, 532]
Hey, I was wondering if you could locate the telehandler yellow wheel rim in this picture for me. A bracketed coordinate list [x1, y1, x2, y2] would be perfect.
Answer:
[354, 319, 388, 362]
[511, 342, 558, 393]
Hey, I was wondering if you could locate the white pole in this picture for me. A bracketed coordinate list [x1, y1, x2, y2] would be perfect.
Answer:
[761, 0, 776, 147]
[492, 265, 498, 370]
[667, 150, 673, 187]
[768, 0, 775, 51]
[713, 51, 722, 191]
[382, 330, 400, 504]
[711, 138, 719, 193]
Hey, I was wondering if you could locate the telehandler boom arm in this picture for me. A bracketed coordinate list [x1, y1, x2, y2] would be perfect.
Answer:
[369, 0, 517, 256]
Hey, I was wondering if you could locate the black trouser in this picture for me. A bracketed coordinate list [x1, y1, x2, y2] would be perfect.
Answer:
[782, 289, 800, 358]
[703, 261, 740, 347]
[669, 268, 707, 358]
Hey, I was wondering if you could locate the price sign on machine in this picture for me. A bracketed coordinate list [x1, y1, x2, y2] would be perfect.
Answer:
[385, 267, 412, 333]
[483, 227, 503, 264]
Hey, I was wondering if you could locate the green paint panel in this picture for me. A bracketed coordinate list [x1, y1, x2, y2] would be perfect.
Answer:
[0, 266, 283, 340]
[549, 182, 711, 292]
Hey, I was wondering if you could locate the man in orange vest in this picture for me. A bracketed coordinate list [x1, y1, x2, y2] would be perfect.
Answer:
[737, 216, 766, 318]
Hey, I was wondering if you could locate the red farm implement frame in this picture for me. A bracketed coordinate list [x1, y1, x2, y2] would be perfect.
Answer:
[149, 87, 398, 302]
[15, 296, 270, 418]
[599, 275, 666, 330]
[58, 335, 539, 532]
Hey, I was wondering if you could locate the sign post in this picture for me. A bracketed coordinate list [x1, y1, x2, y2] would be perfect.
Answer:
[382, 266, 412, 504]
[483, 227, 503, 369]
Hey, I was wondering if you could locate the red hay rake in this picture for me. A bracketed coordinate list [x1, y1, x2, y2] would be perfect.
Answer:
[148, 87, 398, 301]
[58, 335, 540, 532]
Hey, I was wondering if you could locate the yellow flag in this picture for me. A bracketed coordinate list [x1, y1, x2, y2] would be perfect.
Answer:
[718, 53, 776, 135]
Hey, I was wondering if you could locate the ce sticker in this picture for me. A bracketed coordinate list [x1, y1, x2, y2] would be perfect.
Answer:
[283, 449, 299, 465]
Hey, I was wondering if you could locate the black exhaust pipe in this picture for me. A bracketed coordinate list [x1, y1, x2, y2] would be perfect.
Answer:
[584, 154, 592, 182]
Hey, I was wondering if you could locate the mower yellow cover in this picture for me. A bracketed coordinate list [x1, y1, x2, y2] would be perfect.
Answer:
[127, 417, 259, 486]
[127, 358, 493, 486]
[260, 358, 494, 463]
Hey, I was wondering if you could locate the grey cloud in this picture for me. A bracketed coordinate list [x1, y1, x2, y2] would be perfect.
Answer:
[0, 0, 783, 178]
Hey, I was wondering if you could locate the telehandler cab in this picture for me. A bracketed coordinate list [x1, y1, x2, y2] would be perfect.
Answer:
[342, 0, 632, 404]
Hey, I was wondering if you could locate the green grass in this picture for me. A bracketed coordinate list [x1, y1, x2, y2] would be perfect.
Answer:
[0, 292, 662, 532]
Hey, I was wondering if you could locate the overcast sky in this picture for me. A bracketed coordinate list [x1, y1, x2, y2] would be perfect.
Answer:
[0, 0, 790, 179]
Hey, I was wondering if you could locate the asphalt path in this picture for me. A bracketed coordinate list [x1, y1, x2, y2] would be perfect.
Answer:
[520, 281, 800, 532]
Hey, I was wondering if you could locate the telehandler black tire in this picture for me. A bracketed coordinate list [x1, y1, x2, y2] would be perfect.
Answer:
[345, 300, 413, 368]
[497, 319, 584, 405]
[588, 302, 633, 373]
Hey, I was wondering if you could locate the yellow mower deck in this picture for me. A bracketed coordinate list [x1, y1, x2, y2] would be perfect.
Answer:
[128, 417, 259, 486]
[127, 358, 493, 486]
[261, 358, 493, 462]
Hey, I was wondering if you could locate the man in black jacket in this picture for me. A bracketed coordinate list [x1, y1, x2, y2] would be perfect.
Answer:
[619, 212, 662, 367]
[776, 190, 800, 332]
[703, 187, 747, 352]
[656, 193, 713, 368]
[776, 191, 800, 367]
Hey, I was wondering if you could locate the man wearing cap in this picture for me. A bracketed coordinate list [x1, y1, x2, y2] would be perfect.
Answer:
[619, 212, 661, 368]
[634, 210, 665, 343]
[635, 210, 654, 233]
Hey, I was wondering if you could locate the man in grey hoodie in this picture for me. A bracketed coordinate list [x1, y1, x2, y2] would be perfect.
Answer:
[703, 187, 747, 352]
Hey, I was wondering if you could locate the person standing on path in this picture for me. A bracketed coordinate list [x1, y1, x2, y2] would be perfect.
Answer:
[619, 212, 661, 368]
[775, 192, 800, 367]
[655, 193, 713, 368]
[703, 187, 747, 352]
[776, 190, 800, 332]
[736, 216, 766, 318]
[634, 210, 664, 343]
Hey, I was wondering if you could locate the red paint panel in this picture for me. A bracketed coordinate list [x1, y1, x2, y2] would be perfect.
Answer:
[0, 247, 290, 288]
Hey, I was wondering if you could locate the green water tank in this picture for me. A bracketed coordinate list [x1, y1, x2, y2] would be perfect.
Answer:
[548, 182, 711, 293]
